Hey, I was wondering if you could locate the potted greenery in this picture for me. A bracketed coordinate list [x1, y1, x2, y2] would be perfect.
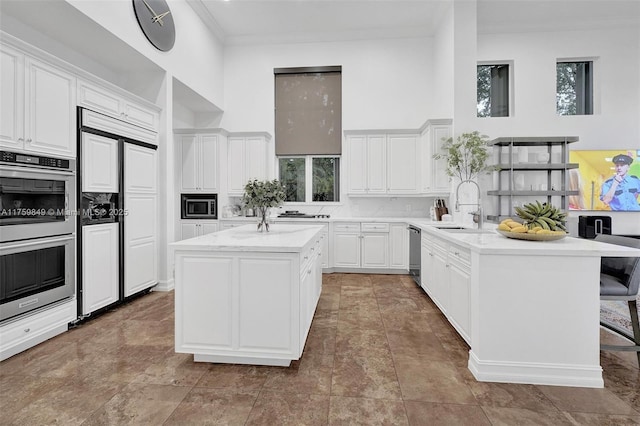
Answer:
[242, 179, 286, 232]
[433, 131, 495, 181]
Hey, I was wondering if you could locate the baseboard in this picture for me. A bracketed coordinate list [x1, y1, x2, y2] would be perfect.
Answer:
[154, 278, 174, 292]
[324, 268, 408, 275]
[468, 351, 604, 388]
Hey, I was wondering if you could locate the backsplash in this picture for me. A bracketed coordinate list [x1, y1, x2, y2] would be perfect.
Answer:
[226, 196, 443, 219]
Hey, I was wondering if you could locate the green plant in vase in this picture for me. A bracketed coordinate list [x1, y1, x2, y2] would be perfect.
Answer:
[434, 131, 496, 181]
[242, 179, 286, 232]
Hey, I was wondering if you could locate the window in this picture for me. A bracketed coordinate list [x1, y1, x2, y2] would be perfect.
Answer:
[278, 156, 340, 203]
[477, 64, 510, 117]
[275, 66, 342, 203]
[557, 61, 593, 115]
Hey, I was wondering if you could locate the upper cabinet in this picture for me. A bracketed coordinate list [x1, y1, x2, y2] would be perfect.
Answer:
[344, 131, 421, 196]
[1, 43, 76, 158]
[177, 133, 219, 193]
[421, 120, 452, 194]
[227, 133, 270, 196]
[77, 80, 159, 132]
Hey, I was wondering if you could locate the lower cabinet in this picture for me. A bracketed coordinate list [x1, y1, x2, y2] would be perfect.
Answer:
[82, 223, 119, 315]
[447, 244, 471, 341]
[332, 222, 406, 270]
[389, 223, 408, 269]
[332, 223, 361, 268]
[421, 232, 471, 344]
[180, 221, 218, 240]
[0, 299, 76, 361]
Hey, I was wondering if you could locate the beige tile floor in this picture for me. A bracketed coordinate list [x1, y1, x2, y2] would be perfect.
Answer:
[1, 273, 639, 425]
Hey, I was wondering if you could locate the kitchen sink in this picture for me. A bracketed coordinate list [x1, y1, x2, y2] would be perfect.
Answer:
[435, 226, 466, 230]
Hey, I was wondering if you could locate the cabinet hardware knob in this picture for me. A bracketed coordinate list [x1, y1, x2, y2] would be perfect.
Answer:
[304, 256, 308, 260]
[18, 137, 24, 142]
[454, 251, 459, 255]
[307, 269, 312, 275]
[24, 328, 30, 333]
[26, 138, 32, 143]
[445, 264, 450, 268]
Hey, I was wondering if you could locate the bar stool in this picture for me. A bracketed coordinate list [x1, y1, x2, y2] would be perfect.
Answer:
[595, 234, 640, 366]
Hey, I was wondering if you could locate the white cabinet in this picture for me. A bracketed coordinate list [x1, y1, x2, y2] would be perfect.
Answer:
[346, 134, 386, 195]
[180, 220, 218, 240]
[0, 43, 76, 158]
[361, 223, 389, 268]
[227, 134, 270, 196]
[81, 133, 118, 192]
[387, 134, 420, 194]
[389, 223, 408, 269]
[0, 299, 76, 362]
[345, 133, 420, 196]
[447, 244, 471, 342]
[332, 222, 362, 268]
[123, 143, 158, 297]
[421, 120, 452, 194]
[77, 80, 158, 131]
[420, 232, 471, 344]
[178, 133, 218, 192]
[82, 223, 119, 315]
[332, 222, 405, 270]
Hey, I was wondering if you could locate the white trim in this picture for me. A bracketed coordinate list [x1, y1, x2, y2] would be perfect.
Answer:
[468, 351, 604, 388]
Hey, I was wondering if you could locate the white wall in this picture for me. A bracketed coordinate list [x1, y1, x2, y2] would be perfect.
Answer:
[473, 26, 640, 235]
[221, 37, 434, 133]
[474, 27, 640, 146]
[431, 5, 454, 118]
[66, 0, 224, 108]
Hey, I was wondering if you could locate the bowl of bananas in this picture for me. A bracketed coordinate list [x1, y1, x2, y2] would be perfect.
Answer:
[496, 201, 568, 241]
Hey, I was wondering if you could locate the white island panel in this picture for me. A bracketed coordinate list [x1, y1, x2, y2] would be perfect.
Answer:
[238, 257, 296, 353]
[178, 256, 233, 350]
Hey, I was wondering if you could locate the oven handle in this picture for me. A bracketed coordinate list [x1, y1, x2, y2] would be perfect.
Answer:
[0, 234, 75, 251]
[0, 164, 75, 177]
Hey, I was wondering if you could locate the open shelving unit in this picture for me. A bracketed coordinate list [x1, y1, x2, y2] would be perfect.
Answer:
[487, 136, 580, 222]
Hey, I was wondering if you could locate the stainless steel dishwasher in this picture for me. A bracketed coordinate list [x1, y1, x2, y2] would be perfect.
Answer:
[408, 225, 421, 286]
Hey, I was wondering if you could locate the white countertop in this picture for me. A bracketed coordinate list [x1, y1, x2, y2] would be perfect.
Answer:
[218, 216, 412, 223]
[170, 224, 324, 252]
[417, 224, 640, 257]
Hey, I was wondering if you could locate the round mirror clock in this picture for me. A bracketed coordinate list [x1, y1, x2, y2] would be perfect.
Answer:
[132, 0, 175, 52]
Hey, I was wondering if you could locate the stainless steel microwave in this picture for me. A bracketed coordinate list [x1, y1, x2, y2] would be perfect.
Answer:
[181, 194, 217, 219]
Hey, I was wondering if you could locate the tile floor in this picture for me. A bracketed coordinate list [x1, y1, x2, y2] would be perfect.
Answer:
[1, 273, 639, 425]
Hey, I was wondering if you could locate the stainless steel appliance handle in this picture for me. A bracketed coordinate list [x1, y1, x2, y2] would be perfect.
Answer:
[0, 233, 75, 251]
[0, 164, 75, 177]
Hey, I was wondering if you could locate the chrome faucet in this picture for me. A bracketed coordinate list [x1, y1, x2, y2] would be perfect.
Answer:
[455, 179, 483, 229]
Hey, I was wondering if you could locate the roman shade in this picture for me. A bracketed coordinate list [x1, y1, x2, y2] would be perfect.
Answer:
[275, 67, 342, 156]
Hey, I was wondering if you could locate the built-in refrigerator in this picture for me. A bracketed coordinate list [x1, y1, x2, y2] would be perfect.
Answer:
[77, 108, 158, 318]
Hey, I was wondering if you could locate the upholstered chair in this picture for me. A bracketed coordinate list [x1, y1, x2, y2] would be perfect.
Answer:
[595, 234, 640, 366]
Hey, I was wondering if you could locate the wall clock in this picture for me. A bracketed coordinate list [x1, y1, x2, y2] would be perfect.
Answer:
[132, 0, 175, 52]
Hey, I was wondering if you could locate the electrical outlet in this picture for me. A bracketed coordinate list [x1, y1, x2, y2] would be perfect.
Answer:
[405, 204, 412, 212]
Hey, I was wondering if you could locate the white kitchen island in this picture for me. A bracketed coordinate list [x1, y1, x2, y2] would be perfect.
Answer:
[414, 223, 640, 388]
[171, 224, 325, 367]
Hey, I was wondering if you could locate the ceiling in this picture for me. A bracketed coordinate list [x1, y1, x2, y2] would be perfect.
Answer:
[194, 0, 640, 45]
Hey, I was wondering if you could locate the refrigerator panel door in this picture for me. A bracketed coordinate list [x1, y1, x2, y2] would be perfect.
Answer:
[123, 144, 158, 297]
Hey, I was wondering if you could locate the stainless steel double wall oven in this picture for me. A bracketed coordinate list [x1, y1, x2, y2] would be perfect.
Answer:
[0, 151, 76, 322]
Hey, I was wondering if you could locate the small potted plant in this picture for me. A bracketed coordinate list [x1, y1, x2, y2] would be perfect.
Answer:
[242, 179, 286, 232]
